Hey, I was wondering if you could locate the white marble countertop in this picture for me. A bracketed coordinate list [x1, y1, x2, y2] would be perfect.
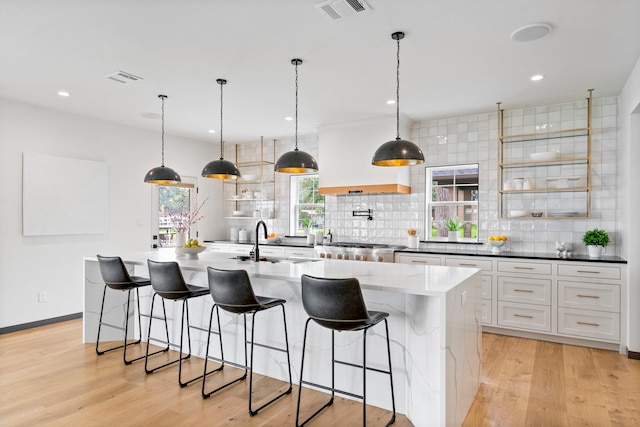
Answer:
[87, 248, 479, 297]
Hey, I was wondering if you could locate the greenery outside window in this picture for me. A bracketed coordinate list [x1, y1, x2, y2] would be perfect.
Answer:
[289, 174, 324, 235]
[153, 180, 196, 247]
[426, 164, 479, 242]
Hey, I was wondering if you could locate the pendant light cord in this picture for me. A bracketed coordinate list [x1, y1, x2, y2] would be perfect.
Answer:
[396, 36, 401, 140]
[219, 80, 224, 159]
[160, 95, 166, 167]
[294, 60, 299, 151]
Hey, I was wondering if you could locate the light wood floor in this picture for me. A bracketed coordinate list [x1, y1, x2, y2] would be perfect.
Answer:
[1, 320, 639, 426]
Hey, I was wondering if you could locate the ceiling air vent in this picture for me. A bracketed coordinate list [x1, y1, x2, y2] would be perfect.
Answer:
[104, 70, 143, 84]
[315, 0, 371, 20]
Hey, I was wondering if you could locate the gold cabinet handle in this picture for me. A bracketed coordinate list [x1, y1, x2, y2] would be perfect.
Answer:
[577, 321, 600, 327]
[513, 314, 534, 319]
[514, 266, 534, 270]
[459, 263, 477, 267]
[289, 252, 304, 256]
[577, 270, 600, 274]
[577, 294, 600, 299]
[411, 260, 431, 264]
[514, 289, 534, 293]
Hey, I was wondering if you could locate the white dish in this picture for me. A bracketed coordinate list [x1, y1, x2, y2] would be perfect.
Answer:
[530, 151, 560, 161]
[231, 195, 241, 200]
[232, 210, 244, 216]
[549, 211, 579, 217]
[509, 210, 528, 218]
[175, 246, 206, 258]
[241, 174, 258, 181]
[545, 176, 580, 188]
[266, 237, 282, 244]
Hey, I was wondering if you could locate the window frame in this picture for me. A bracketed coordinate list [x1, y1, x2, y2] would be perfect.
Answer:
[151, 177, 197, 248]
[289, 174, 325, 236]
[425, 164, 479, 243]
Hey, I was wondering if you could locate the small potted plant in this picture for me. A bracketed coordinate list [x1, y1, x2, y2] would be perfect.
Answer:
[582, 228, 610, 258]
[444, 218, 463, 242]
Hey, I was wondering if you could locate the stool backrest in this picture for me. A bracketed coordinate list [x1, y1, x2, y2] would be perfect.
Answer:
[207, 267, 260, 314]
[301, 274, 371, 331]
[147, 259, 191, 299]
[97, 255, 134, 290]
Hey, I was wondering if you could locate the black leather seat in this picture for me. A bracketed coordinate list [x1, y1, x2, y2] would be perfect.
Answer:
[296, 274, 396, 427]
[145, 259, 210, 387]
[96, 255, 159, 364]
[202, 267, 292, 416]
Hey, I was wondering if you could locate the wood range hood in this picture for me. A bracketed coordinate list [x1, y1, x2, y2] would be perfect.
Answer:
[318, 115, 413, 195]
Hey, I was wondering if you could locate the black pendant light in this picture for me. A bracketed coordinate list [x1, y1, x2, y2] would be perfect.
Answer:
[275, 59, 319, 174]
[372, 32, 425, 167]
[144, 95, 182, 184]
[202, 79, 241, 179]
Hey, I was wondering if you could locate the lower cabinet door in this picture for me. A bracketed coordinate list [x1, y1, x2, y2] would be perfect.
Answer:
[497, 301, 551, 332]
[557, 308, 620, 341]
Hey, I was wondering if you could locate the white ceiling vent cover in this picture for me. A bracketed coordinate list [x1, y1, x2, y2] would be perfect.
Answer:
[104, 70, 143, 84]
[315, 0, 371, 20]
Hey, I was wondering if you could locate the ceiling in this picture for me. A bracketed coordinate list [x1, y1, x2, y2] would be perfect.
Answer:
[1, 0, 639, 144]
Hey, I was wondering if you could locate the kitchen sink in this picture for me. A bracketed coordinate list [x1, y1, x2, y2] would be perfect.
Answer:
[232, 255, 320, 264]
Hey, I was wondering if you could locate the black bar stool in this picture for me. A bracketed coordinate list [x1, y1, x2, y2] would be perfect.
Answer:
[296, 274, 396, 427]
[96, 255, 166, 364]
[202, 267, 293, 416]
[145, 259, 210, 387]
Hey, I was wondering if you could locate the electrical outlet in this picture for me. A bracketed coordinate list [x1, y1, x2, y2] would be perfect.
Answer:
[38, 291, 47, 303]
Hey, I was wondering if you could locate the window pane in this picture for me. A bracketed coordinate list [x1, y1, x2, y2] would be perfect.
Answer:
[158, 186, 190, 247]
[290, 175, 325, 235]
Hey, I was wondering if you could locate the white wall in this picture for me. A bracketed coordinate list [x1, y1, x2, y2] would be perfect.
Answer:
[619, 57, 640, 353]
[0, 98, 222, 328]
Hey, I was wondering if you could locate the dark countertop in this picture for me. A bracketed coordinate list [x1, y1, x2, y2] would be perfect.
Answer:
[205, 240, 626, 263]
[395, 247, 627, 264]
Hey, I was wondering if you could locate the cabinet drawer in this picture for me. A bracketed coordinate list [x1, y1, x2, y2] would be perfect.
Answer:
[498, 276, 551, 305]
[258, 246, 285, 257]
[557, 264, 621, 281]
[227, 244, 252, 255]
[558, 281, 620, 313]
[284, 248, 315, 258]
[395, 254, 442, 266]
[481, 299, 492, 325]
[205, 244, 228, 252]
[557, 308, 620, 341]
[481, 275, 492, 299]
[498, 302, 551, 332]
[497, 260, 552, 275]
[445, 258, 492, 272]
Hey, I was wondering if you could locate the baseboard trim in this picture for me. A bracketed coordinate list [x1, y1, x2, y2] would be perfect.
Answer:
[0, 313, 82, 335]
[628, 350, 640, 360]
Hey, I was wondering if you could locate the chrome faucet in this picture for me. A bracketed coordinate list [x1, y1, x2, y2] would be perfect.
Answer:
[254, 220, 268, 261]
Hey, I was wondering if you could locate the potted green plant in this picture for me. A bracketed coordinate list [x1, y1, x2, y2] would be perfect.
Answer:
[582, 228, 610, 258]
[301, 217, 314, 235]
[444, 218, 462, 242]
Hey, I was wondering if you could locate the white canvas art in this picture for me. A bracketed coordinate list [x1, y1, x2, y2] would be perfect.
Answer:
[23, 153, 109, 236]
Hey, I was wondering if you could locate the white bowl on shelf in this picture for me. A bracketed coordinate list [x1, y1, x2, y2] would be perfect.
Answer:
[232, 210, 244, 216]
[241, 174, 258, 181]
[509, 209, 528, 218]
[530, 151, 560, 161]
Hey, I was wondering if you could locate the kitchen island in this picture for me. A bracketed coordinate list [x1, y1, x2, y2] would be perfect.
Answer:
[83, 249, 482, 427]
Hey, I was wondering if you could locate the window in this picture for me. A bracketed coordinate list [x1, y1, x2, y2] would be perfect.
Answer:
[152, 179, 197, 248]
[425, 164, 479, 242]
[289, 174, 325, 235]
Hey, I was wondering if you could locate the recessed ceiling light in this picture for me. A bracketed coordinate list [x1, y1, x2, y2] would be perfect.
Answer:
[208, 129, 216, 134]
[58, 91, 70, 97]
[386, 100, 396, 105]
[511, 23, 552, 42]
[531, 74, 544, 81]
[285, 116, 293, 121]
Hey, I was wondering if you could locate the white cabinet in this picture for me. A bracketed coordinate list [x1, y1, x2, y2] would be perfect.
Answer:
[393, 251, 626, 351]
[283, 247, 315, 258]
[556, 262, 622, 343]
[258, 245, 285, 257]
[394, 253, 441, 265]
